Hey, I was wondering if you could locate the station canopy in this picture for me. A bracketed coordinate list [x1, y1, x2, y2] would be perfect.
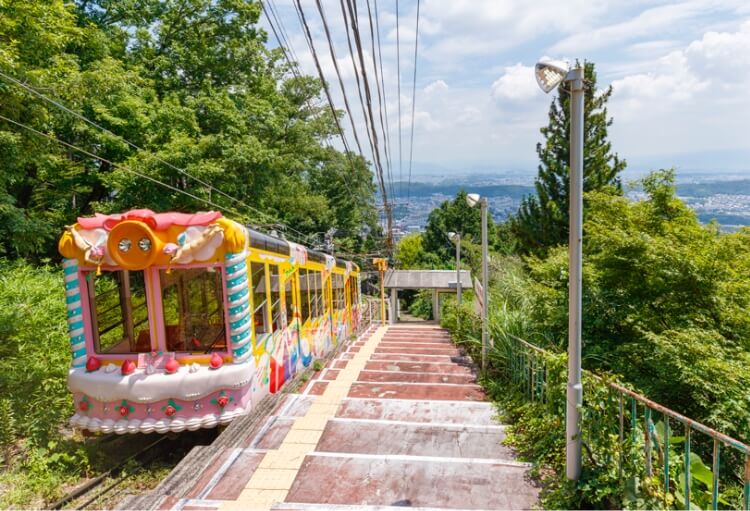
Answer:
[381, 270, 472, 290]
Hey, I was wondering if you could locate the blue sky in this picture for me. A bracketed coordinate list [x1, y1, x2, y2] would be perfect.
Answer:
[262, 1, 750, 181]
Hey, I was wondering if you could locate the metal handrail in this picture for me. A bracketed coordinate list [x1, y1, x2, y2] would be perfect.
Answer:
[497, 332, 750, 510]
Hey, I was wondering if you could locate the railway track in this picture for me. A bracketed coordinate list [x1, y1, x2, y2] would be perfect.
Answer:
[50, 429, 217, 510]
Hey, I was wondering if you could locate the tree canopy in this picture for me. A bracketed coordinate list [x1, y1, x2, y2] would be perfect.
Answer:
[0, 0, 379, 262]
[512, 62, 626, 255]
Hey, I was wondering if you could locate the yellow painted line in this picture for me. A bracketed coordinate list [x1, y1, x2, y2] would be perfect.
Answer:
[220, 326, 386, 511]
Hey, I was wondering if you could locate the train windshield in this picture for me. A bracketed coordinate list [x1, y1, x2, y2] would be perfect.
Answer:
[159, 267, 227, 353]
[87, 270, 152, 354]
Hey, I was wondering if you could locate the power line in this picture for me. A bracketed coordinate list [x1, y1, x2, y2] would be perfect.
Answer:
[0, 69, 298, 232]
[395, 0, 403, 200]
[314, 0, 365, 157]
[261, 0, 301, 79]
[291, 0, 368, 213]
[366, 0, 395, 209]
[342, 0, 392, 248]
[0, 113, 326, 247]
[291, 0, 362, 180]
[406, 0, 421, 205]
[265, 0, 301, 69]
[0, 114, 243, 216]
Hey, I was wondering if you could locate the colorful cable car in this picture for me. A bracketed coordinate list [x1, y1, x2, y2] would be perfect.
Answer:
[58, 209, 360, 434]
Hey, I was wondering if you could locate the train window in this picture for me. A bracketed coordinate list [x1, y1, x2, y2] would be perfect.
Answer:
[251, 262, 270, 335]
[332, 274, 345, 310]
[284, 272, 295, 326]
[269, 264, 282, 331]
[349, 276, 357, 307]
[87, 270, 152, 354]
[299, 269, 311, 323]
[159, 267, 226, 352]
[309, 270, 323, 318]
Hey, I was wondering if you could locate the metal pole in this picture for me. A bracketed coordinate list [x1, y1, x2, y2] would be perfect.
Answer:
[566, 64, 584, 481]
[380, 268, 386, 325]
[456, 234, 462, 309]
[390, 288, 398, 325]
[481, 199, 489, 372]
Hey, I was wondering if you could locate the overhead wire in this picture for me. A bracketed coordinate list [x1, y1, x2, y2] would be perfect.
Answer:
[314, 0, 365, 157]
[265, 1, 380, 249]
[395, 0, 403, 201]
[0, 69, 316, 239]
[342, 0, 390, 213]
[0, 75, 329, 247]
[0, 113, 329, 247]
[406, 0, 421, 205]
[265, 0, 301, 70]
[292, 0, 369, 202]
[368, 0, 394, 204]
[310, 0, 390, 246]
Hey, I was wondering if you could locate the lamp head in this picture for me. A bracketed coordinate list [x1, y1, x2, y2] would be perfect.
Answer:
[466, 193, 481, 207]
[535, 60, 570, 93]
[447, 231, 459, 242]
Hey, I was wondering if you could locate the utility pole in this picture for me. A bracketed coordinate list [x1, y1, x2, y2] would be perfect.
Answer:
[373, 258, 388, 325]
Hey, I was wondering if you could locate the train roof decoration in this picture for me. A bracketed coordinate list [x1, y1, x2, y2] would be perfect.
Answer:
[58, 208, 359, 272]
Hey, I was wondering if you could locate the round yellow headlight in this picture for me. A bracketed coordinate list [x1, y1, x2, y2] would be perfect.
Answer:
[107, 220, 161, 270]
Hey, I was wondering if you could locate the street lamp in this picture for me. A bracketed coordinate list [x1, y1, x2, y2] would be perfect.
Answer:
[447, 231, 462, 317]
[467, 193, 489, 372]
[535, 58, 585, 481]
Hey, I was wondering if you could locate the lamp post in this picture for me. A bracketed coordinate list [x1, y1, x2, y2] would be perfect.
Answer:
[467, 193, 488, 372]
[447, 232, 462, 312]
[534, 59, 585, 481]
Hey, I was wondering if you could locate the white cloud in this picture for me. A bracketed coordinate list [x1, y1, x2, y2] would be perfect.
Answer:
[491, 64, 540, 101]
[611, 20, 750, 116]
[423, 79, 449, 94]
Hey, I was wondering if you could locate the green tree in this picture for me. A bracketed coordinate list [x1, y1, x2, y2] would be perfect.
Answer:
[395, 233, 425, 269]
[422, 190, 493, 261]
[525, 169, 750, 440]
[0, 0, 380, 261]
[513, 62, 626, 255]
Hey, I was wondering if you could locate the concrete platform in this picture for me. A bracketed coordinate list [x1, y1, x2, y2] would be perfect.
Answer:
[148, 325, 539, 511]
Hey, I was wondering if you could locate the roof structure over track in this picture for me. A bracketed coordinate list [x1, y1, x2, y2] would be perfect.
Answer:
[382, 269, 472, 290]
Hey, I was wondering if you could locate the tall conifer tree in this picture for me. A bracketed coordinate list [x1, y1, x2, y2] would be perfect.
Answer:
[513, 62, 626, 254]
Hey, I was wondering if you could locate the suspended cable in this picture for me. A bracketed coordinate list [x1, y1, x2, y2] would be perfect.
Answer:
[406, 0, 421, 206]
[0, 114, 243, 217]
[395, 0, 403, 200]
[291, 0, 362, 177]
[261, 0, 301, 79]
[368, 0, 394, 203]
[314, 0, 365, 158]
[0, 70, 304, 234]
[343, 0, 392, 247]
[265, 0, 301, 68]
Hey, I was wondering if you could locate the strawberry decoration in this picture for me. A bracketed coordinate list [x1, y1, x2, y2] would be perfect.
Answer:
[121, 359, 136, 375]
[78, 396, 91, 413]
[117, 399, 135, 418]
[161, 399, 182, 418]
[86, 356, 101, 372]
[164, 357, 179, 374]
[209, 352, 223, 370]
[211, 391, 233, 410]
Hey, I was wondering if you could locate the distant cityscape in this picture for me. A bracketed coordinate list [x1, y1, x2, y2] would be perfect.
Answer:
[386, 171, 750, 239]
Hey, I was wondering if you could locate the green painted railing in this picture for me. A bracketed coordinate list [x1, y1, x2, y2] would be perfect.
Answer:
[502, 333, 750, 510]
